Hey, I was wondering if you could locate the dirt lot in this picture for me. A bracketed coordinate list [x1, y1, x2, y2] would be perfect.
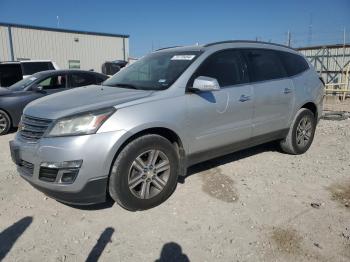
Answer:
[0, 119, 349, 262]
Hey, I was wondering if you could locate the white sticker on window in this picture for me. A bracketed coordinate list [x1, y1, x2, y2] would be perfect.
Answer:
[171, 55, 195, 61]
[158, 79, 166, 83]
[29, 77, 37, 81]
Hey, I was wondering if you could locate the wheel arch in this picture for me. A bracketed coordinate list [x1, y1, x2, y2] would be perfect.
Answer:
[300, 102, 318, 120]
[108, 127, 186, 181]
[120, 127, 184, 151]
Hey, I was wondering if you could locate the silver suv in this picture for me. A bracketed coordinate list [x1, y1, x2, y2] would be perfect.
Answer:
[10, 41, 324, 211]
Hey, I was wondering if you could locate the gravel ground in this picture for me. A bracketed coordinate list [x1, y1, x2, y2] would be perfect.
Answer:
[0, 119, 349, 262]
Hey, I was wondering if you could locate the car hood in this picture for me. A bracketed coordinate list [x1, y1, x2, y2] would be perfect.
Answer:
[0, 87, 12, 96]
[24, 85, 154, 119]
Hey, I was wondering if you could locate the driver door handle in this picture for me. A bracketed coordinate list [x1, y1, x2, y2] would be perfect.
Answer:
[284, 87, 292, 94]
[239, 95, 251, 102]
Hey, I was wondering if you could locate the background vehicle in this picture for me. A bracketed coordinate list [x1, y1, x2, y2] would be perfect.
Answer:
[101, 60, 128, 76]
[0, 69, 108, 135]
[10, 41, 324, 211]
[0, 60, 59, 87]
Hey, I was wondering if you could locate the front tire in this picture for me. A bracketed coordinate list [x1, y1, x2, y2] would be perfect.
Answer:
[280, 108, 316, 155]
[109, 134, 179, 211]
[0, 110, 11, 136]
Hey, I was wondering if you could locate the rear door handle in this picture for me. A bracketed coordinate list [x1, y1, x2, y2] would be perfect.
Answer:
[284, 87, 292, 94]
[239, 95, 251, 102]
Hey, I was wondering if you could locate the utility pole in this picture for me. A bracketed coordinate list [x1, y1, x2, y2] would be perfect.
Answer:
[287, 30, 291, 47]
[342, 27, 346, 68]
[307, 13, 313, 46]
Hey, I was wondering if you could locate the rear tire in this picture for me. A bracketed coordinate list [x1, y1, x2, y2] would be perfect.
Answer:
[109, 134, 179, 211]
[0, 110, 11, 136]
[280, 108, 316, 155]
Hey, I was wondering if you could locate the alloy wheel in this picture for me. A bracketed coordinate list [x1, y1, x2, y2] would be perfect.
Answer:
[0, 112, 9, 133]
[128, 149, 171, 199]
[296, 115, 313, 148]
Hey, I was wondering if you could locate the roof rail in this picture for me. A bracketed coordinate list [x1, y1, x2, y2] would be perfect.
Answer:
[204, 40, 296, 50]
[155, 46, 182, 51]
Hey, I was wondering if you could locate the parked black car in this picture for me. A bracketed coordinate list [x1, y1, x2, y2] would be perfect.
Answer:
[0, 69, 108, 135]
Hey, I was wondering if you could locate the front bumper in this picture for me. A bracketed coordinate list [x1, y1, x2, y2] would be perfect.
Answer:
[27, 176, 108, 205]
[9, 130, 127, 205]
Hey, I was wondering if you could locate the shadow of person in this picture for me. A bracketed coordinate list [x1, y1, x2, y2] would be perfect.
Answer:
[155, 242, 190, 262]
[86, 227, 114, 262]
[0, 216, 33, 261]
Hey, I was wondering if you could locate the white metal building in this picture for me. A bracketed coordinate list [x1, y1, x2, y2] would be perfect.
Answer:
[0, 22, 129, 72]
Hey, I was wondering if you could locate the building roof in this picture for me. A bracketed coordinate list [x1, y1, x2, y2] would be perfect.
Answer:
[0, 22, 129, 38]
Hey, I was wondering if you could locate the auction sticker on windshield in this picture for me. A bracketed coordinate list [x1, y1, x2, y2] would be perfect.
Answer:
[171, 55, 196, 60]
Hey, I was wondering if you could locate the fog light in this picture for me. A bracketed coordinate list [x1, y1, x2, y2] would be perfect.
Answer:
[60, 169, 79, 183]
[39, 160, 82, 184]
[40, 160, 83, 169]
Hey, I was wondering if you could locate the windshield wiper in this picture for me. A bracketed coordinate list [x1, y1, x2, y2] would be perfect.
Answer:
[106, 83, 140, 90]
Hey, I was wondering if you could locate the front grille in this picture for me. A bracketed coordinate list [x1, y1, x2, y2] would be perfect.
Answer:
[19, 115, 52, 142]
[18, 160, 34, 176]
[39, 167, 59, 182]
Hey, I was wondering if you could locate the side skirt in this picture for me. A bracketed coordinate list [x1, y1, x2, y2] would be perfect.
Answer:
[186, 129, 289, 167]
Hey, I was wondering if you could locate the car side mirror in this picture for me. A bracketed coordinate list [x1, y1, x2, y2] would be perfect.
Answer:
[34, 85, 44, 92]
[191, 76, 220, 92]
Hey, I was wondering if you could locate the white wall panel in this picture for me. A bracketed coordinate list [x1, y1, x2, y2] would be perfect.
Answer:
[0, 26, 10, 61]
[5, 26, 128, 72]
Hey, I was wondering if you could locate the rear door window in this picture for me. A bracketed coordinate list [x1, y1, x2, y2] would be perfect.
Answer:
[192, 49, 248, 87]
[69, 73, 96, 87]
[278, 51, 309, 76]
[244, 49, 287, 82]
[21, 62, 52, 75]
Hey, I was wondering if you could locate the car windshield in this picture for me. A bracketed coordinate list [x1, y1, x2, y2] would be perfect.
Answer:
[8, 75, 39, 91]
[103, 51, 202, 90]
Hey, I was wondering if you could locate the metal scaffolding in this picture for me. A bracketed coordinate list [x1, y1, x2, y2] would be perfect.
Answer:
[298, 44, 350, 99]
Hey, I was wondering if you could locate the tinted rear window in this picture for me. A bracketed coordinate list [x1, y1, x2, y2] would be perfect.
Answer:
[70, 73, 96, 87]
[0, 64, 23, 87]
[244, 49, 287, 82]
[278, 51, 309, 76]
[21, 62, 52, 75]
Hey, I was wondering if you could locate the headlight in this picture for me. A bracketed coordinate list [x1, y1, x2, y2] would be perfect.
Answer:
[46, 108, 116, 137]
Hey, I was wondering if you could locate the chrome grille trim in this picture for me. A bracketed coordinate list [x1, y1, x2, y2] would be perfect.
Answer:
[19, 115, 52, 142]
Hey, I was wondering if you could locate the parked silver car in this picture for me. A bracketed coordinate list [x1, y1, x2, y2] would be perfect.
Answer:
[10, 41, 324, 210]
